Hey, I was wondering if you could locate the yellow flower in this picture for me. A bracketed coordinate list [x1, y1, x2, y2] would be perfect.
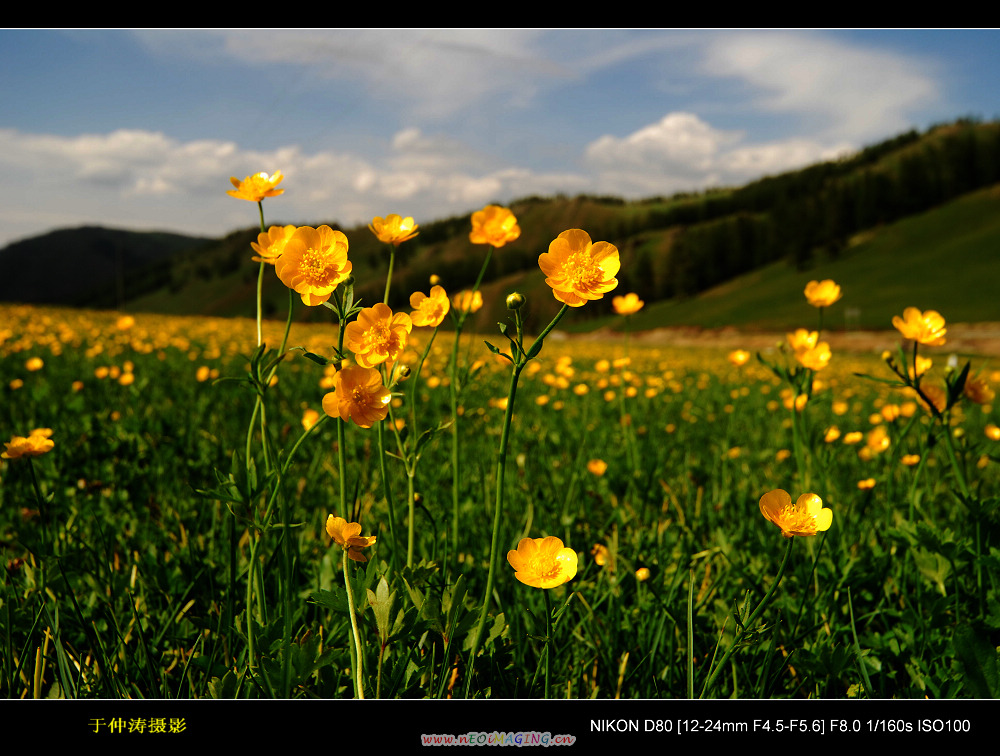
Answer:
[786, 328, 818, 353]
[728, 349, 751, 367]
[917, 384, 947, 414]
[343, 303, 412, 369]
[881, 404, 901, 422]
[794, 341, 832, 371]
[908, 355, 933, 379]
[251, 225, 297, 265]
[635, 567, 650, 582]
[612, 293, 644, 315]
[301, 408, 320, 431]
[782, 393, 808, 412]
[227, 171, 284, 202]
[591, 543, 613, 569]
[587, 459, 608, 476]
[409, 285, 450, 328]
[804, 279, 842, 308]
[985, 423, 1000, 441]
[469, 205, 520, 248]
[321, 366, 392, 429]
[901, 454, 921, 466]
[857, 478, 877, 490]
[758, 489, 833, 538]
[892, 307, 946, 346]
[2, 429, 54, 459]
[274, 225, 353, 306]
[824, 426, 841, 443]
[451, 289, 483, 314]
[369, 214, 419, 246]
[964, 375, 995, 405]
[116, 314, 135, 330]
[506, 536, 578, 589]
[25, 357, 44, 371]
[866, 425, 890, 454]
[325, 515, 376, 562]
[538, 229, 620, 307]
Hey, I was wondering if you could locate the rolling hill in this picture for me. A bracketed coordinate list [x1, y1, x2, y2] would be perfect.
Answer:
[2, 118, 999, 334]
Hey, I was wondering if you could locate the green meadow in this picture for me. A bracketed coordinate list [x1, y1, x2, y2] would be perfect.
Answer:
[1, 292, 997, 700]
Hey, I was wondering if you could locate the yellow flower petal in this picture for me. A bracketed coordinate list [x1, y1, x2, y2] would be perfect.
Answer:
[759, 489, 833, 538]
[227, 171, 284, 202]
[470, 205, 520, 248]
[506, 536, 578, 589]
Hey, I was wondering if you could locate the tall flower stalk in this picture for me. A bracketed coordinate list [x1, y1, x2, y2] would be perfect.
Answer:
[465, 228, 619, 696]
[700, 489, 832, 697]
[449, 205, 520, 573]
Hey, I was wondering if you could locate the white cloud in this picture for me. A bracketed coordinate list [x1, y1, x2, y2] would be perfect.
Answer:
[0, 125, 589, 247]
[699, 31, 938, 141]
[583, 112, 854, 195]
[148, 29, 560, 123]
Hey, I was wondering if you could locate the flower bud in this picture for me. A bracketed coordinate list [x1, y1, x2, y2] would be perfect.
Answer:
[506, 292, 526, 310]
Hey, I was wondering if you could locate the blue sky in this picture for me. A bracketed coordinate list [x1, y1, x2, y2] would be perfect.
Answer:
[2, 28, 998, 248]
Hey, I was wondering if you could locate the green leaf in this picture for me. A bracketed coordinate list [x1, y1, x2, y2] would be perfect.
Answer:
[309, 587, 349, 614]
[952, 623, 1000, 698]
[290, 347, 331, 366]
[913, 549, 951, 596]
[367, 576, 395, 646]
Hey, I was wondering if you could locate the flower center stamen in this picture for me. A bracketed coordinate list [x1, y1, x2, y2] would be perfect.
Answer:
[564, 252, 601, 287]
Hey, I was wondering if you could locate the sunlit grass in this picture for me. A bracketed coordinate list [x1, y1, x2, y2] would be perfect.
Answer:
[2, 299, 997, 700]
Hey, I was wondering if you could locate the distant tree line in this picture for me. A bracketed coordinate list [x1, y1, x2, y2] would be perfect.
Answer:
[631, 119, 1000, 301]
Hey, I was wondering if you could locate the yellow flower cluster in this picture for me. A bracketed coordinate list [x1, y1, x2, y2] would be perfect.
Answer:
[2, 428, 54, 459]
[786, 329, 831, 371]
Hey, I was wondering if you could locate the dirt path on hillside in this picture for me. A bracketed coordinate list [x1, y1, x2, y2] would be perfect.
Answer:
[564, 323, 1000, 357]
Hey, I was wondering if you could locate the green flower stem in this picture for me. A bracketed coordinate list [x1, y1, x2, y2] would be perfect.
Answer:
[255, 200, 265, 346]
[448, 247, 493, 574]
[448, 330, 463, 572]
[343, 550, 365, 699]
[332, 290, 349, 520]
[245, 529, 262, 671]
[406, 471, 417, 567]
[939, 417, 971, 500]
[700, 535, 794, 698]
[544, 588, 553, 699]
[383, 246, 396, 304]
[400, 325, 441, 568]
[26, 458, 49, 593]
[791, 403, 809, 491]
[465, 303, 569, 697]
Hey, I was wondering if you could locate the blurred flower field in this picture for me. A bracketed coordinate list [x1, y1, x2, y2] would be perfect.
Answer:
[2, 175, 998, 700]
